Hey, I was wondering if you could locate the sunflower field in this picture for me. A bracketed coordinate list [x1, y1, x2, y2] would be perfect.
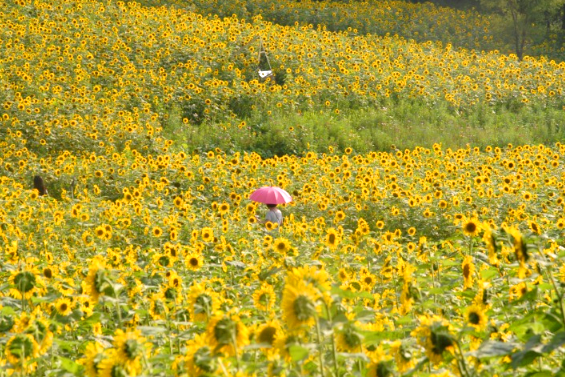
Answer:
[2, 0, 565, 376]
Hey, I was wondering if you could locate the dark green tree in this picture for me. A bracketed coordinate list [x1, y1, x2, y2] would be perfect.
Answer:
[481, 0, 565, 59]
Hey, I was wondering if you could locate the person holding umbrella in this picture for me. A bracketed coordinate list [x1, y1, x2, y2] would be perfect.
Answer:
[249, 186, 292, 230]
[263, 204, 283, 227]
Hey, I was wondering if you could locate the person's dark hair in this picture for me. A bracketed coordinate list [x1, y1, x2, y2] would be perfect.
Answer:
[267, 204, 277, 209]
[33, 175, 48, 196]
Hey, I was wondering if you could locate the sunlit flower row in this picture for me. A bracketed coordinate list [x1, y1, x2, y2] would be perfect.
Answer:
[1, 142, 565, 375]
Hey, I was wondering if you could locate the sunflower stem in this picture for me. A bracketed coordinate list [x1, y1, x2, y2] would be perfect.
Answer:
[114, 295, 122, 328]
[540, 254, 565, 328]
[315, 315, 327, 377]
[218, 357, 230, 377]
[454, 338, 471, 377]
[325, 301, 340, 377]
[232, 331, 241, 372]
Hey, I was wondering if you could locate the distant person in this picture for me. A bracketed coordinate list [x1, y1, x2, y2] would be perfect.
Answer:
[33, 175, 48, 196]
[259, 204, 283, 230]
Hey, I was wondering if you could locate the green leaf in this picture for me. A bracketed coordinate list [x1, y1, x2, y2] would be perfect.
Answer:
[396, 315, 415, 326]
[480, 268, 499, 280]
[289, 345, 309, 362]
[79, 313, 101, 327]
[258, 267, 282, 281]
[510, 334, 543, 369]
[542, 331, 565, 354]
[138, 326, 168, 335]
[441, 260, 460, 267]
[59, 356, 83, 374]
[362, 330, 405, 345]
[427, 287, 446, 294]
[331, 287, 373, 300]
[31, 292, 60, 304]
[468, 340, 517, 358]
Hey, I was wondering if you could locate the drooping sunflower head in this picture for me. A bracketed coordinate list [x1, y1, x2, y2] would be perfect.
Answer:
[255, 319, 283, 360]
[411, 315, 454, 365]
[187, 283, 221, 322]
[335, 322, 363, 353]
[5, 333, 39, 366]
[84, 261, 111, 303]
[206, 311, 249, 356]
[281, 282, 320, 331]
[9, 269, 39, 300]
[113, 328, 151, 374]
[180, 333, 217, 376]
[462, 255, 475, 289]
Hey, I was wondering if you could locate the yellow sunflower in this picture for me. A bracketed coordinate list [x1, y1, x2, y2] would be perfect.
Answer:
[462, 255, 475, 289]
[271, 237, 292, 255]
[79, 341, 105, 377]
[54, 297, 74, 317]
[201, 227, 214, 243]
[255, 319, 283, 360]
[174, 333, 217, 376]
[465, 305, 488, 331]
[5, 333, 39, 367]
[252, 283, 276, 312]
[462, 217, 480, 237]
[335, 322, 363, 353]
[325, 228, 341, 249]
[83, 260, 110, 303]
[185, 252, 204, 271]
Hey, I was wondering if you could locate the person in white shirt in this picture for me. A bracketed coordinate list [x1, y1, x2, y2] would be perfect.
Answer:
[263, 204, 283, 229]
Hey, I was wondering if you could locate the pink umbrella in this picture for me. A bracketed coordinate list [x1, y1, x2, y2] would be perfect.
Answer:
[249, 186, 292, 204]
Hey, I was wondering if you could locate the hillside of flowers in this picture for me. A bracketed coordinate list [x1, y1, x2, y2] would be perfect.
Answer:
[3, 0, 565, 376]
[2, 0, 565, 157]
[140, 0, 500, 53]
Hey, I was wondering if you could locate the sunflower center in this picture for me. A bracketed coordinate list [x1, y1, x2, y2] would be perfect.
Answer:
[463, 264, 471, 279]
[430, 331, 453, 355]
[258, 326, 277, 345]
[190, 258, 199, 267]
[468, 312, 481, 325]
[464, 222, 476, 234]
[43, 268, 53, 279]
